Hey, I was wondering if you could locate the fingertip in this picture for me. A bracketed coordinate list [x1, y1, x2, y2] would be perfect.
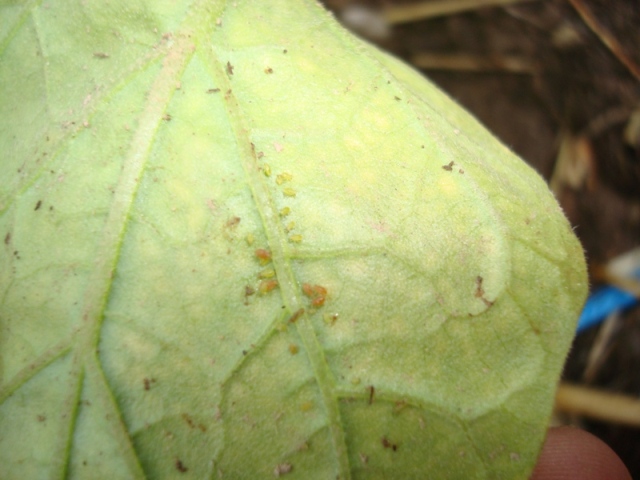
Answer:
[531, 426, 631, 480]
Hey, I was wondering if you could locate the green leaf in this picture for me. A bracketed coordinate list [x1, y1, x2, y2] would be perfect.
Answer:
[0, 1, 587, 478]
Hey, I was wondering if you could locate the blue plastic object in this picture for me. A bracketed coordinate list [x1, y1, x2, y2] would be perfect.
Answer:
[577, 269, 640, 333]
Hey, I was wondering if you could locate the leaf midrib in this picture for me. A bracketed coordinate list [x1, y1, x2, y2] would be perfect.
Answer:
[197, 5, 352, 477]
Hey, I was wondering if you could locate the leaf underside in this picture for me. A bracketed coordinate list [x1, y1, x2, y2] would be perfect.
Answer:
[0, 1, 587, 479]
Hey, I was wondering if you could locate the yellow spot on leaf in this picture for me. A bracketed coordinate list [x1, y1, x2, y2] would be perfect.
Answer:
[276, 172, 293, 185]
[258, 269, 276, 279]
[324, 313, 339, 325]
[289, 234, 303, 243]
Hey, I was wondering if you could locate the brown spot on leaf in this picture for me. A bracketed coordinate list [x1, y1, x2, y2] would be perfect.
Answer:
[381, 436, 398, 451]
[182, 413, 207, 432]
[93, 52, 109, 58]
[274, 463, 293, 477]
[474, 276, 485, 298]
[207, 88, 220, 93]
[474, 276, 494, 307]
[314, 285, 327, 297]
[302, 284, 326, 297]
[34, 200, 42, 211]
[4, 232, 10, 245]
[182, 413, 195, 428]
[442, 161, 455, 171]
[226, 61, 234, 76]
[175, 459, 188, 473]
[368, 385, 375, 405]
[255, 248, 272, 263]
[288, 308, 305, 323]
[302, 283, 313, 297]
[265, 67, 273, 74]
[302, 284, 328, 307]
[258, 279, 278, 294]
[393, 400, 408, 413]
[143, 377, 156, 391]
[226, 216, 241, 229]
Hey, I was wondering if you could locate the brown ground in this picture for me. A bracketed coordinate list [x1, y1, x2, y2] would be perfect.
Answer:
[322, 0, 640, 475]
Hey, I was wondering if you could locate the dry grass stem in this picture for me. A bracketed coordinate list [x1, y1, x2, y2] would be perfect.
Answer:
[567, 0, 640, 81]
[556, 383, 640, 427]
[411, 52, 536, 73]
[583, 312, 622, 383]
[382, 0, 539, 25]
[549, 133, 595, 194]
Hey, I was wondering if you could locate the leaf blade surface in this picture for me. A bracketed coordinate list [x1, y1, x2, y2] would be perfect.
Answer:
[0, 1, 587, 478]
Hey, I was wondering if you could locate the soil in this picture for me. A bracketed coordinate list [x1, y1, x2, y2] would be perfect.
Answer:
[322, 0, 640, 475]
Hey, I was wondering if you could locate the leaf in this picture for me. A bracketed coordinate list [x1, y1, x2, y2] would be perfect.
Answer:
[0, 1, 587, 478]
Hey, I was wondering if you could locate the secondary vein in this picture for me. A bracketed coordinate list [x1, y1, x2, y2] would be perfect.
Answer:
[71, 32, 195, 476]
[77, 38, 194, 356]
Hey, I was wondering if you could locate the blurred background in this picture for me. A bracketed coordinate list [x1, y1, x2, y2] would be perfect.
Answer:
[319, 0, 640, 476]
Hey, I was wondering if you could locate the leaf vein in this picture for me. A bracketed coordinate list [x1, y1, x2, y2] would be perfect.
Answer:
[197, 32, 352, 478]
